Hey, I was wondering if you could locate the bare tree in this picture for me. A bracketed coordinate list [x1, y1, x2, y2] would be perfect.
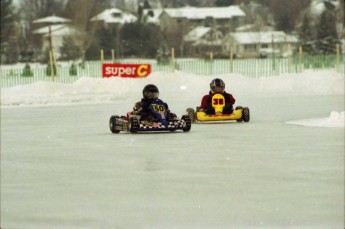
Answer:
[19, 0, 66, 22]
[64, 0, 112, 61]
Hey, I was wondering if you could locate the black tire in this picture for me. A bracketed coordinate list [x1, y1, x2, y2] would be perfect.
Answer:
[235, 106, 244, 122]
[186, 108, 196, 123]
[243, 107, 250, 122]
[181, 115, 191, 132]
[109, 116, 120, 133]
[129, 117, 139, 133]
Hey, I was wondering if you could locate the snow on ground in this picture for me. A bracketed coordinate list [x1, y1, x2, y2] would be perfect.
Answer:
[1, 70, 344, 127]
[286, 111, 345, 128]
[1, 70, 344, 229]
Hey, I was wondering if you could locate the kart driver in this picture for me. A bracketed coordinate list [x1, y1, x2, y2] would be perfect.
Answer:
[200, 78, 236, 115]
[133, 84, 176, 121]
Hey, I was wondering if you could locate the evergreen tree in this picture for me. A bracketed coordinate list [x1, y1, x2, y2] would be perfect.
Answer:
[1, 0, 19, 64]
[120, 23, 162, 58]
[299, 15, 316, 54]
[316, 9, 338, 54]
[85, 27, 118, 60]
[59, 36, 82, 60]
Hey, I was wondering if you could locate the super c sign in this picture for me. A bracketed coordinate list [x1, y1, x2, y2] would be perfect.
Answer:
[102, 63, 151, 78]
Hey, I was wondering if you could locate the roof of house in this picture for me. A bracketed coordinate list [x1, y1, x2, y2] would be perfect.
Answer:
[163, 5, 245, 19]
[184, 26, 224, 46]
[229, 31, 298, 44]
[184, 27, 211, 42]
[33, 15, 71, 24]
[90, 8, 137, 24]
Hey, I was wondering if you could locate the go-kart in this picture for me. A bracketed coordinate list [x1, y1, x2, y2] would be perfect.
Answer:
[186, 94, 250, 123]
[109, 99, 191, 133]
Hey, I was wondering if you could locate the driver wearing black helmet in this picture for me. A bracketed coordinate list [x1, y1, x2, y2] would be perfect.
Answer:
[133, 84, 176, 121]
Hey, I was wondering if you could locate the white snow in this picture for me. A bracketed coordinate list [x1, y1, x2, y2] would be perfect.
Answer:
[286, 111, 345, 128]
[164, 5, 245, 19]
[90, 8, 137, 24]
[1, 70, 344, 228]
[2, 70, 344, 128]
[229, 31, 298, 44]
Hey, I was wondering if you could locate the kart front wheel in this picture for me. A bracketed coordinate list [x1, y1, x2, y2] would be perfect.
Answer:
[182, 115, 191, 132]
[243, 107, 250, 122]
[129, 117, 139, 133]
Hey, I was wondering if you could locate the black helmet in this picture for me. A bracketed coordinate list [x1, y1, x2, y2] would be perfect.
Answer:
[210, 78, 225, 93]
[143, 84, 159, 99]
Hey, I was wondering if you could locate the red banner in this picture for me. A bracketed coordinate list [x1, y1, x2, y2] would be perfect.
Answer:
[102, 63, 151, 78]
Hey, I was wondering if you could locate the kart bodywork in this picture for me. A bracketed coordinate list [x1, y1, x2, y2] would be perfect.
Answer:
[109, 99, 191, 133]
[186, 94, 250, 123]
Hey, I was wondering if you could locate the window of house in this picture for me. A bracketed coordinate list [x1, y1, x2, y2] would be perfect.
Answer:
[216, 19, 228, 26]
[111, 13, 121, 18]
[244, 44, 256, 51]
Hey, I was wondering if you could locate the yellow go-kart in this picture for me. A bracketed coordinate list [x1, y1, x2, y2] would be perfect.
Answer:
[186, 94, 250, 123]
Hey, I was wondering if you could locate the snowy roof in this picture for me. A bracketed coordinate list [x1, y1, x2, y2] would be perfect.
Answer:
[229, 31, 298, 44]
[90, 8, 137, 24]
[184, 27, 211, 42]
[33, 15, 71, 24]
[163, 5, 245, 19]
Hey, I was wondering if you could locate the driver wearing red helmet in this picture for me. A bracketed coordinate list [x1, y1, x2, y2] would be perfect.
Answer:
[200, 78, 235, 115]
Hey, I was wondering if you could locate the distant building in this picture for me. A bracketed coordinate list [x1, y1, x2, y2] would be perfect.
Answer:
[31, 15, 74, 60]
[223, 31, 298, 58]
[90, 8, 137, 29]
[158, 6, 246, 35]
[183, 27, 224, 57]
[32, 25, 77, 58]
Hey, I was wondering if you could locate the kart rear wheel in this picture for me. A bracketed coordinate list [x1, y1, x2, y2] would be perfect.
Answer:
[186, 108, 196, 123]
[243, 107, 250, 122]
[129, 117, 139, 133]
[181, 115, 191, 132]
[109, 116, 120, 133]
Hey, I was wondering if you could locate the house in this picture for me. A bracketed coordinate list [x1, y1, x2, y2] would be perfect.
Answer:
[32, 24, 78, 59]
[183, 26, 224, 57]
[159, 6, 246, 35]
[32, 15, 77, 60]
[90, 8, 137, 29]
[223, 31, 298, 58]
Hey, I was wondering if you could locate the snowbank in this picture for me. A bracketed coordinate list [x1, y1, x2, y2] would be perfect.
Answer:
[286, 111, 345, 128]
